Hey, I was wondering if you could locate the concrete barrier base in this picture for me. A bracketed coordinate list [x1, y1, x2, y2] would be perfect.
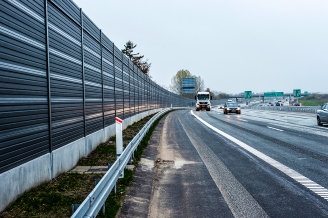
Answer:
[0, 109, 162, 212]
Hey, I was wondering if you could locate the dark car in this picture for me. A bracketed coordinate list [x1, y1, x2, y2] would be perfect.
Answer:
[223, 102, 241, 114]
[293, 103, 300, 106]
[317, 103, 328, 126]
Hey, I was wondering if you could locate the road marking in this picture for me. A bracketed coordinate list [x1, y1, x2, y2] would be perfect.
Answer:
[179, 115, 268, 218]
[267, 126, 284, 131]
[191, 110, 328, 202]
[239, 119, 248, 122]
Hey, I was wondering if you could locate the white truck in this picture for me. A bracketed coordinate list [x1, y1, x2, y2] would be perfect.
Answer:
[195, 91, 212, 111]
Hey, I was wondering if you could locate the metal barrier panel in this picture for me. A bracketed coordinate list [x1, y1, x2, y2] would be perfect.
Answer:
[48, 1, 85, 149]
[114, 46, 123, 119]
[102, 42, 115, 126]
[83, 25, 103, 135]
[0, 0, 49, 174]
[129, 61, 135, 116]
[123, 57, 130, 118]
[0, 0, 191, 176]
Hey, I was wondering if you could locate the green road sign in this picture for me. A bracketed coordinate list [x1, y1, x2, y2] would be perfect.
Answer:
[264, 92, 284, 97]
[293, 89, 301, 97]
[304, 91, 308, 95]
[244, 91, 252, 99]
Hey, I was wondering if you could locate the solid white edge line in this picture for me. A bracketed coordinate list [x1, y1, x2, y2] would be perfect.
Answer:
[190, 110, 328, 202]
[267, 126, 284, 132]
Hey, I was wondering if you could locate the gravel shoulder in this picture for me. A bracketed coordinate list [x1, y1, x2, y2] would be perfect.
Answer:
[117, 113, 169, 217]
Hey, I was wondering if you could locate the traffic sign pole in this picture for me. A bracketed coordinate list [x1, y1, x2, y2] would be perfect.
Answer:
[293, 89, 301, 104]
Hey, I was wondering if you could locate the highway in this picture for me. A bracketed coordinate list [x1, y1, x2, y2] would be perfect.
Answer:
[143, 109, 328, 218]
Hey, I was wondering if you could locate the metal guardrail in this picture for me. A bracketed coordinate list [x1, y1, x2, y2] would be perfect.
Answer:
[71, 108, 171, 218]
[245, 106, 320, 113]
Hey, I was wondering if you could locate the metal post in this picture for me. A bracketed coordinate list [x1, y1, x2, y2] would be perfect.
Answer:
[44, 0, 52, 155]
[100, 30, 104, 128]
[113, 43, 116, 118]
[80, 9, 86, 137]
[122, 52, 124, 119]
[128, 62, 131, 117]
[102, 204, 106, 214]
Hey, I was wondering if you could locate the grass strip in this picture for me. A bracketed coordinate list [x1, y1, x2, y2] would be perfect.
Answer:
[0, 111, 170, 218]
[298, 99, 328, 106]
[97, 110, 171, 218]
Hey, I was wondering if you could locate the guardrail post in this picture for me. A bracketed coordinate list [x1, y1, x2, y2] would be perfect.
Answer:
[94, 178, 106, 214]
[72, 204, 80, 215]
[128, 155, 133, 165]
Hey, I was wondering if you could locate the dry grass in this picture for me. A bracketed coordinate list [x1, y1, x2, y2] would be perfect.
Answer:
[0, 114, 157, 218]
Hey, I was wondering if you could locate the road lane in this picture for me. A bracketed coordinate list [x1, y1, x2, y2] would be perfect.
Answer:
[148, 110, 234, 218]
[144, 109, 328, 217]
[178, 114, 268, 218]
[203, 109, 328, 191]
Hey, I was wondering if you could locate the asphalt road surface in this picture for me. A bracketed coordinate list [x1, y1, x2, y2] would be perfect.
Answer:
[120, 108, 328, 218]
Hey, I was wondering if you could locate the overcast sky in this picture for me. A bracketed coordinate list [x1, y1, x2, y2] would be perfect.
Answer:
[73, 0, 328, 94]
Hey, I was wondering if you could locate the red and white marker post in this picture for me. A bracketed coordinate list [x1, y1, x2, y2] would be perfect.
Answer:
[115, 117, 123, 159]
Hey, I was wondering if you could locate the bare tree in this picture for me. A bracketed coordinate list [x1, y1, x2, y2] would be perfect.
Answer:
[195, 76, 205, 92]
[169, 70, 205, 97]
[170, 69, 193, 95]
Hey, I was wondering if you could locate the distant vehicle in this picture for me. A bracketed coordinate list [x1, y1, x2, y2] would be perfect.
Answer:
[195, 91, 212, 111]
[223, 102, 241, 114]
[228, 99, 233, 102]
[275, 103, 281, 106]
[317, 103, 328, 126]
[293, 103, 300, 106]
[218, 105, 224, 109]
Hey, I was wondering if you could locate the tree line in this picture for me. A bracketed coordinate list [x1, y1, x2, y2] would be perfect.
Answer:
[122, 41, 229, 99]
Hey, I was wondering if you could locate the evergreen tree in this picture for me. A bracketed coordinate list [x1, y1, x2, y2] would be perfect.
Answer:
[122, 41, 151, 77]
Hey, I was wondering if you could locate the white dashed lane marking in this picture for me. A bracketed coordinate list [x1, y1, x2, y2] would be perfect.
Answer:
[267, 126, 284, 131]
[191, 110, 328, 202]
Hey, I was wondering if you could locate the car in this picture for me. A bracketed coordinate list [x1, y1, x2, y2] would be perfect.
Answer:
[218, 105, 224, 109]
[275, 103, 281, 106]
[223, 102, 241, 114]
[293, 103, 300, 106]
[317, 103, 328, 126]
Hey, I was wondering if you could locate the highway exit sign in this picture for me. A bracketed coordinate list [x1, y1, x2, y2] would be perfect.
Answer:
[264, 92, 284, 97]
[244, 91, 252, 99]
[293, 89, 301, 97]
